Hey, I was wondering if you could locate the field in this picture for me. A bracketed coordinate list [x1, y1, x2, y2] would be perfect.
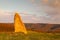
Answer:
[0, 23, 60, 32]
[0, 23, 60, 40]
[0, 31, 60, 40]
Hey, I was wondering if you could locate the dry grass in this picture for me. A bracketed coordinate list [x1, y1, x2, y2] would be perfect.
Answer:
[0, 31, 60, 40]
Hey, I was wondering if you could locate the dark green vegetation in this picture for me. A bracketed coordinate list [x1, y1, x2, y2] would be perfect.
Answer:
[0, 31, 60, 40]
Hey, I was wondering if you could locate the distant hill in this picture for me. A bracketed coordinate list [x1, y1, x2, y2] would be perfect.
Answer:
[25, 23, 60, 33]
[0, 23, 60, 32]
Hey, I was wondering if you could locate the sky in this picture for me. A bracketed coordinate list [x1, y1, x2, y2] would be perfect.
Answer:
[0, 0, 60, 24]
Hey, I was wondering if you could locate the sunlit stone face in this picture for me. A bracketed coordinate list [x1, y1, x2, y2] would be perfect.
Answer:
[14, 12, 27, 34]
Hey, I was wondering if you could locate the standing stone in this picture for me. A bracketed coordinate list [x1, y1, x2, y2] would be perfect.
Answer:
[14, 12, 27, 34]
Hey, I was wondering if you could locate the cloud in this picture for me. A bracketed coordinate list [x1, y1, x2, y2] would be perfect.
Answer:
[0, 9, 14, 23]
[39, 0, 60, 24]
[0, 8, 60, 24]
[0, 0, 60, 24]
[24, 0, 60, 24]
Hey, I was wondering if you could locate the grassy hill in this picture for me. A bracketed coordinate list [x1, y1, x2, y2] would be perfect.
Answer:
[0, 23, 60, 32]
[0, 31, 60, 40]
[0, 23, 60, 40]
